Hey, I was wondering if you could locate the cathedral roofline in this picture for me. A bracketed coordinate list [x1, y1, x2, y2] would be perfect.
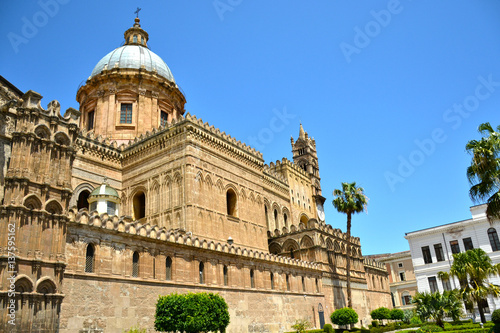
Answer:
[69, 207, 323, 272]
[0, 75, 23, 97]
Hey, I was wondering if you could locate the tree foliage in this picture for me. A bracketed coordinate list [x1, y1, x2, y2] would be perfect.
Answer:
[291, 319, 312, 333]
[370, 307, 391, 320]
[438, 248, 500, 323]
[155, 292, 230, 333]
[412, 290, 462, 328]
[466, 122, 500, 221]
[330, 307, 359, 326]
[390, 308, 405, 321]
[332, 182, 368, 308]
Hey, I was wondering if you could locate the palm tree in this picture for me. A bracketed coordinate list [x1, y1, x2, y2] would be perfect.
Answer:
[412, 290, 462, 328]
[332, 182, 368, 308]
[438, 248, 500, 323]
[466, 122, 500, 221]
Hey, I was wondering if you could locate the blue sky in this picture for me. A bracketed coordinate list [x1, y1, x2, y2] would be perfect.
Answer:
[2, 1, 500, 255]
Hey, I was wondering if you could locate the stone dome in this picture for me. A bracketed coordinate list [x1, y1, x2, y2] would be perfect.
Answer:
[89, 17, 175, 83]
[90, 45, 175, 83]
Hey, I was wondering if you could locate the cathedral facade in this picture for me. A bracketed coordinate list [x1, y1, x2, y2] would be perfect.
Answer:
[0, 18, 391, 333]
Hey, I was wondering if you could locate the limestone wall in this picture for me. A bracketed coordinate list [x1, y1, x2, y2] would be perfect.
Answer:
[60, 276, 325, 333]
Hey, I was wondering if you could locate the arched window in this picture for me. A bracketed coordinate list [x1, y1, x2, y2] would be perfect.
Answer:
[223, 265, 228, 286]
[302, 276, 306, 292]
[250, 269, 255, 288]
[226, 189, 237, 216]
[132, 251, 139, 277]
[274, 209, 278, 230]
[489, 228, 500, 251]
[286, 274, 290, 291]
[270, 272, 275, 290]
[87, 110, 95, 131]
[166, 256, 172, 281]
[265, 205, 269, 229]
[77, 190, 90, 210]
[401, 292, 412, 306]
[199, 262, 205, 284]
[133, 191, 146, 220]
[284, 214, 288, 227]
[85, 243, 95, 273]
[152, 257, 156, 279]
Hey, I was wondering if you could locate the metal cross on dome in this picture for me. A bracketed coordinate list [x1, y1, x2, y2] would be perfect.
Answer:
[135, 7, 141, 18]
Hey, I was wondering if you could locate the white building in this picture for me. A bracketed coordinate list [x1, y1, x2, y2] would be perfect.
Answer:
[405, 204, 500, 317]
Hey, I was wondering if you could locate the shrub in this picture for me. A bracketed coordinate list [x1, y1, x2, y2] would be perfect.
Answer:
[371, 307, 392, 321]
[155, 292, 230, 333]
[291, 319, 311, 333]
[391, 309, 405, 321]
[493, 309, 500, 324]
[416, 324, 443, 333]
[330, 307, 358, 327]
[371, 320, 379, 327]
[123, 327, 146, 333]
[343, 330, 350, 333]
[403, 310, 414, 324]
[323, 324, 333, 333]
[410, 316, 422, 325]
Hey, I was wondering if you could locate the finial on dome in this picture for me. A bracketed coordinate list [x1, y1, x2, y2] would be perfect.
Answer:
[124, 12, 149, 48]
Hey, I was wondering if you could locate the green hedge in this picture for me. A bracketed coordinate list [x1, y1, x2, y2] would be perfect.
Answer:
[443, 323, 493, 331]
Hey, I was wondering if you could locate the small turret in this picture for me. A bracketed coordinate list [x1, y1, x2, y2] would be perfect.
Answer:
[88, 178, 121, 216]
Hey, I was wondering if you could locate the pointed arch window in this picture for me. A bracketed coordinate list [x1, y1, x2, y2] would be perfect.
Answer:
[250, 269, 255, 288]
[270, 272, 275, 290]
[133, 191, 146, 220]
[132, 251, 139, 277]
[489, 228, 500, 251]
[85, 243, 95, 273]
[77, 190, 90, 210]
[286, 274, 290, 291]
[223, 265, 228, 286]
[265, 205, 269, 229]
[166, 256, 172, 280]
[226, 189, 237, 216]
[199, 261, 205, 284]
[274, 209, 278, 229]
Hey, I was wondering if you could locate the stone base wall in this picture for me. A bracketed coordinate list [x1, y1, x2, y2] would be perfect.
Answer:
[60, 274, 326, 333]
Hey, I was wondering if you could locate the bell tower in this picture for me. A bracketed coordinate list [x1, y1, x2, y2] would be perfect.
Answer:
[291, 124, 321, 195]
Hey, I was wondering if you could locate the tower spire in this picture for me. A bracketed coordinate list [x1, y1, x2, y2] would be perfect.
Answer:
[299, 123, 305, 140]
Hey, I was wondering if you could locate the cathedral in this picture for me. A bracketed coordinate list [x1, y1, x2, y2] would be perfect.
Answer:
[0, 17, 391, 333]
